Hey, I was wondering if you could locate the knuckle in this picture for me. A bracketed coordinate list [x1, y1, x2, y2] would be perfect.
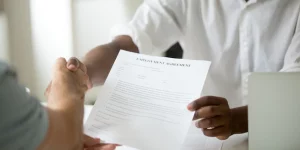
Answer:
[56, 57, 66, 65]
[221, 98, 228, 104]
[82, 84, 88, 91]
[203, 129, 212, 137]
[57, 57, 65, 61]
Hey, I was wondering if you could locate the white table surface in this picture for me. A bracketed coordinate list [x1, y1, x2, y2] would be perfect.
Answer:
[83, 105, 248, 150]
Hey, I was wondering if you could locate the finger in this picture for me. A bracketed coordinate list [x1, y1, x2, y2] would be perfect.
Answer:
[188, 96, 227, 111]
[75, 60, 90, 89]
[76, 58, 87, 74]
[85, 144, 117, 150]
[54, 57, 67, 71]
[87, 77, 92, 89]
[83, 134, 101, 147]
[67, 57, 80, 71]
[75, 69, 90, 92]
[217, 135, 229, 140]
[193, 106, 225, 120]
[67, 57, 88, 74]
[196, 116, 226, 128]
[79, 72, 92, 89]
[72, 58, 92, 88]
[87, 79, 93, 89]
[202, 126, 227, 137]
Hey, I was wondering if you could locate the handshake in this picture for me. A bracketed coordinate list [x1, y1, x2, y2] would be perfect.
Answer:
[43, 56, 234, 150]
[43, 57, 118, 150]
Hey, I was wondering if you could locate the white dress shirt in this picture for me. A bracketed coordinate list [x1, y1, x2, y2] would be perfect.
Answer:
[111, 0, 300, 108]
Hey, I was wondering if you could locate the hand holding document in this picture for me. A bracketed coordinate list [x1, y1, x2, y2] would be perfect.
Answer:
[85, 51, 211, 150]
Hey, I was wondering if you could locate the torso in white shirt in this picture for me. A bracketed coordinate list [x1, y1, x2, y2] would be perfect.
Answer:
[111, 0, 300, 108]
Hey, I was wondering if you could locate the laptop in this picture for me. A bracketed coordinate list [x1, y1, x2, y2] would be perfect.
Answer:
[248, 73, 300, 150]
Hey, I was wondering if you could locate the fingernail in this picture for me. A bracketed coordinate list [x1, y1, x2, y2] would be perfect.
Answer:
[68, 64, 76, 69]
[68, 57, 79, 68]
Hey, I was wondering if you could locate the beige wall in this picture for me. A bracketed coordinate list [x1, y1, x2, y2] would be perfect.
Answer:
[72, 0, 142, 57]
[0, 0, 9, 62]
[2, 0, 142, 102]
[72, 0, 142, 103]
[30, 0, 73, 100]
[0, 0, 3, 10]
[3, 0, 73, 101]
[4, 0, 36, 94]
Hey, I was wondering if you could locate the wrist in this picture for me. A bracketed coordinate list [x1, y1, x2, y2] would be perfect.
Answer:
[230, 106, 248, 135]
[83, 42, 121, 86]
[39, 108, 83, 150]
[47, 93, 84, 114]
[230, 108, 239, 135]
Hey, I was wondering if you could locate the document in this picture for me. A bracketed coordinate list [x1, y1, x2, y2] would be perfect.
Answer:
[181, 122, 223, 150]
[84, 50, 211, 150]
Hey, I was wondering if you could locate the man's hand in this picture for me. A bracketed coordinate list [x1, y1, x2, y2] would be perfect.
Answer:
[39, 57, 91, 150]
[67, 57, 92, 89]
[83, 134, 118, 150]
[42, 58, 118, 150]
[187, 96, 232, 140]
[45, 57, 90, 103]
[83, 35, 138, 86]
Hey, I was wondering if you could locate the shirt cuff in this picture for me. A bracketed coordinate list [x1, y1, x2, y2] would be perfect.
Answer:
[280, 63, 300, 72]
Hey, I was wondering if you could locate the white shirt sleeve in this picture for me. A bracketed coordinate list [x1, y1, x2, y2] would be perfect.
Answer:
[110, 0, 187, 55]
[281, 13, 300, 72]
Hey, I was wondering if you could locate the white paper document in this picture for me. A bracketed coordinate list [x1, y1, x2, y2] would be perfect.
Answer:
[181, 123, 223, 150]
[85, 50, 211, 150]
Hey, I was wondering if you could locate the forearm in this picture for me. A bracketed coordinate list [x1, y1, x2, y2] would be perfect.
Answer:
[231, 106, 248, 135]
[40, 84, 85, 150]
[83, 35, 139, 86]
[37, 107, 83, 150]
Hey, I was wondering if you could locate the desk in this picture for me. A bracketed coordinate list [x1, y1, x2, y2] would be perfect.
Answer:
[83, 105, 248, 150]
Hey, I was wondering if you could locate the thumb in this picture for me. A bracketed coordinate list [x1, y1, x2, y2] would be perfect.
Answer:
[67, 57, 80, 71]
[217, 135, 229, 140]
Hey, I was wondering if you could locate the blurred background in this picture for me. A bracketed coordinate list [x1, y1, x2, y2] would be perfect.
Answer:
[0, 0, 183, 104]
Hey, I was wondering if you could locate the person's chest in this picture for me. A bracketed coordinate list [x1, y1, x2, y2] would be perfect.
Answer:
[181, 0, 300, 73]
